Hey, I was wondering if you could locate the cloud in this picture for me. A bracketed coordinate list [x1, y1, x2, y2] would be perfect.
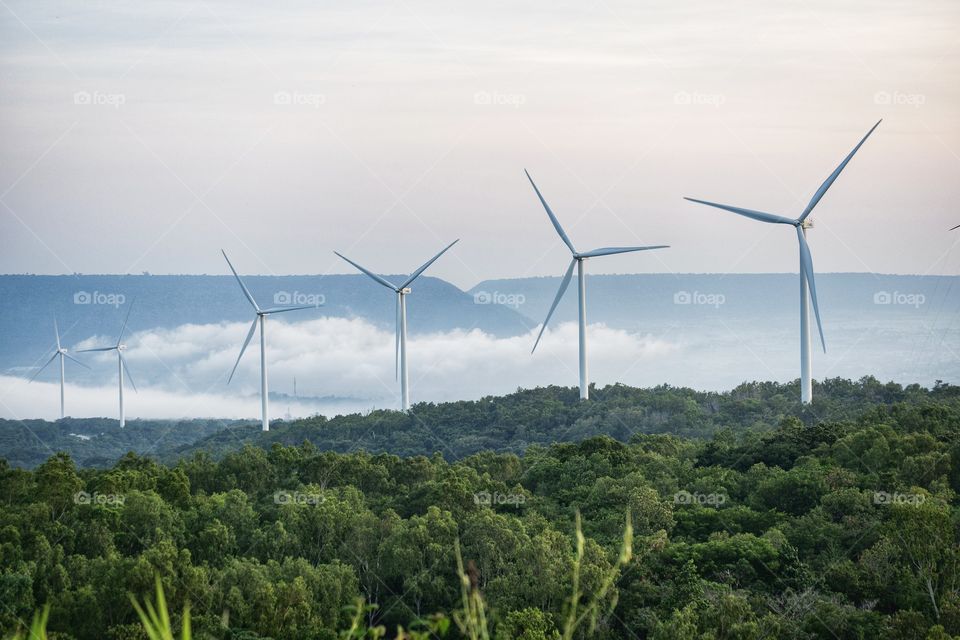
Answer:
[2, 317, 678, 420]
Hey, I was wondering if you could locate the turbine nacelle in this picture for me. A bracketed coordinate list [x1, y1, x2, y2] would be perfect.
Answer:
[400, 287, 412, 294]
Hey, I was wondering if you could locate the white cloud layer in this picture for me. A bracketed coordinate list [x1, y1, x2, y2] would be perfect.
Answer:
[1, 317, 677, 420]
[4, 311, 956, 421]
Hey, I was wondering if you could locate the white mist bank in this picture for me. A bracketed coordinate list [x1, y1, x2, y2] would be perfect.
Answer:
[1, 315, 956, 420]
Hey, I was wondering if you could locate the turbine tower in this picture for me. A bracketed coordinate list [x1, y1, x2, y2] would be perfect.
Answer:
[78, 303, 138, 427]
[222, 250, 316, 432]
[30, 319, 89, 419]
[525, 170, 668, 400]
[684, 120, 881, 404]
[334, 240, 458, 411]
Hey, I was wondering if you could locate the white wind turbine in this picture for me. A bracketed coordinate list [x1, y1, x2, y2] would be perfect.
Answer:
[78, 303, 138, 427]
[684, 120, 881, 404]
[525, 170, 669, 400]
[334, 240, 459, 411]
[30, 319, 90, 419]
[222, 250, 316, 432]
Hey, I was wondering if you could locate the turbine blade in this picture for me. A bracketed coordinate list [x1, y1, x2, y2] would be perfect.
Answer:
[952, 224, 960, 231]
[797, 227, 826, 353]
[684, 197, 795, 225]
[62, 352, 90, 369]
[227, 316, 259, 384]
[116, 299, 135, 346]
[77, 346, 117, 352]
[334, 252, 398, 291]
[578, 245, 670, 258]
[799, 120, 881, 222]
[222, 250, 261, 312]
[525, 170, 577, 254]
[260, 305, 316, 315]
[395, 293, 401, 380]
[28, 352, 59, 382]
[54, 319, 61, 350]
[532, 258, 577, 354]
[119, 352, 138, 392]
[399, 239, 459, 289]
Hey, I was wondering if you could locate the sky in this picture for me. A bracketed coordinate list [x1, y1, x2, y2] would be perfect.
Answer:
[1, 0, 959, 290]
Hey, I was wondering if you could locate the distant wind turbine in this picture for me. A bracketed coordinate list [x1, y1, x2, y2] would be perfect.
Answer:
[525, 170, 668, 400]
[334, 240, 459, 411]
[684, 119, 881, 404]
[222, 250, 316, 431]
[30, 319, 89, 419]
[78, 303, 138, 427]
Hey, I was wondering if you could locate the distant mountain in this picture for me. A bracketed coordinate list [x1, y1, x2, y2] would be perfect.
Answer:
[470, 272, 960, 329]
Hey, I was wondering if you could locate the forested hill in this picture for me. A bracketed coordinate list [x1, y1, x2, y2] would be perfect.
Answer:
[167, 377, 960, 463]
[2, 377, 956, 468]
[1, 377, 958, 638]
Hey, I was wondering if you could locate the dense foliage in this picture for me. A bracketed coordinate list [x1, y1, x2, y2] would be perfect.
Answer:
[2, 377, 947, 470]
[168, 376, 959, 462]
[1, 377, 959, 639]
[0, 419, 246, 469]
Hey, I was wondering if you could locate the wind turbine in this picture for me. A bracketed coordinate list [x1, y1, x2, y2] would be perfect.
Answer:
[78, 303, 138, 427]
[222, 250, 316, 431]
[684, 120, 881, 404]
[334, 240, 459, 411]
[29, 319, 89, 419]
[525, 170, 669, 401]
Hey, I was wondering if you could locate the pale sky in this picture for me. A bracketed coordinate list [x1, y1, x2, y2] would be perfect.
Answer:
[2, 0, 959, 289]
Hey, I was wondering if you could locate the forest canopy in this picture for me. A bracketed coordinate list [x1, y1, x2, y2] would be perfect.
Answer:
[1, 377, 958, 639]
